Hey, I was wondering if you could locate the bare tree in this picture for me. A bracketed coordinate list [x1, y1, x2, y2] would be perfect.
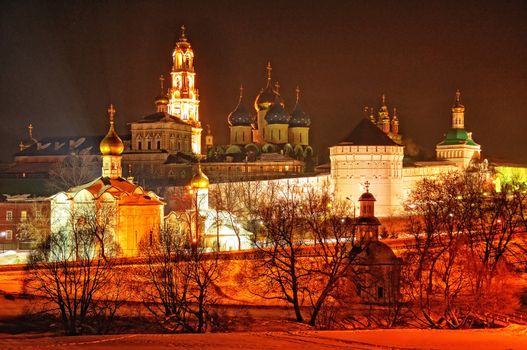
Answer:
[252, 181, 308, 322]
[302, 187, 367, 326]
[138, 223, 220, 333]
[24, 206, 123, 335]
[404, 171, 523, 328]
[47, 155, 99, 192]
[252, 181, 368, 326]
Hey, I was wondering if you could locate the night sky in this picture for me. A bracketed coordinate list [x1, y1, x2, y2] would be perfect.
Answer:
[1, 0, 526, 164]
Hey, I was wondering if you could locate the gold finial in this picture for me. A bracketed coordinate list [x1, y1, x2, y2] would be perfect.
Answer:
[180, 25, 186, 39]
[28, 123, 33, 138]
[364, 180, 370, 193]
[159, 75, 165, 94]
[266, 61, 272, 82]
[393, 107, 397, 116]
[455, 88, 461, 103]
[239, 84, 244, 102]
[107, 103, 116, 123]
[381, 94, 386, 106]
[295, 85, 300, 103]
[274, 81, 280, 93]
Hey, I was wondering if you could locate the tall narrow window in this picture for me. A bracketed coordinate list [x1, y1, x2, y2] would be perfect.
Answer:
[157, 141, 161, 149]
[278, 129, 281, 141]
[377, 286, 384, 299]
[6, 211, 13, 221]
[147, 141, 151, 150]
[138, 141, 142, 150]
[21, 210, 27, 222]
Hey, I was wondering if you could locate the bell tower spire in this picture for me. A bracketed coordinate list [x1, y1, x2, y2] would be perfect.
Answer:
[167, 25, 202, 154]
[451, 88, 465, 129]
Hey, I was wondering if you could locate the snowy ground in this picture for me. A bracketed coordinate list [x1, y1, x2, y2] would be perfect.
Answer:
[0, 251, 29, 265]
[1, 326, 527, 349]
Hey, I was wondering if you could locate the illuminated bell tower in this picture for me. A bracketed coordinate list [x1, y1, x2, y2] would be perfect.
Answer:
[100, 104, 124, 179]
[167, 25, 202, 154]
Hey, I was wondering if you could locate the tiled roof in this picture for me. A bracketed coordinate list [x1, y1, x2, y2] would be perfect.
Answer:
[339, 118, 398, 146]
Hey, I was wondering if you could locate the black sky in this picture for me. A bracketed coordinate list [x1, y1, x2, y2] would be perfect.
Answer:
[1, 0, 526, 163]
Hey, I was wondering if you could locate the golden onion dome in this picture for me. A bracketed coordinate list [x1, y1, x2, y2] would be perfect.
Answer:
[191, 163, 209, 189]
[100, 104, 124, 156]
[254, 61, 284, 111]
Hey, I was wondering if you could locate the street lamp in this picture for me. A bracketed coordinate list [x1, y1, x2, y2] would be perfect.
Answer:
[345, 197, 356, 218]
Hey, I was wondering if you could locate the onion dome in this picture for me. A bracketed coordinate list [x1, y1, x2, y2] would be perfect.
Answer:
[452, 89, 465, 112]
[228, 85, 253, 126]
[254, 62, 284, 111]
[100, 104, 124, 156]
[191, 162, 209, 189]
[289, 86, 311, 127]
[265, 95, 291, 124]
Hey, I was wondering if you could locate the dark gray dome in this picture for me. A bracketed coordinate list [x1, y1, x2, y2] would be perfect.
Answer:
[228, 101, 253, 126]
[289, 102, 311, 127]
[265, 97, 290, 124]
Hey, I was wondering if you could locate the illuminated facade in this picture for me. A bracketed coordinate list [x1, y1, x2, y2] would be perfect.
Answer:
[435, 90, 481, 168]
[227, 62, 312, 149]
[50, 105, 164, 256]
[167, 26, 202, 154]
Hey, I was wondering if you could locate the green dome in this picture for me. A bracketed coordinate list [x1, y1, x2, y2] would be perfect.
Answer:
[439, 128, 479, 147]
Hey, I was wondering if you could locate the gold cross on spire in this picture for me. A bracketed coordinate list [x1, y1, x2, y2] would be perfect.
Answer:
[381, 94, 386, 106]
[180, 25, 186, 39]
[266, 61, 272, 82]
[274, 81, 280, 93]
[159, 75, 165, 94]
[295, 85, 300, 103]
[108, 103, 116, 123]
[28, 123, 33, 138]
[455, 88, 461, 102]
[239, 84, 244, 102]
[364, 180, 370, 193]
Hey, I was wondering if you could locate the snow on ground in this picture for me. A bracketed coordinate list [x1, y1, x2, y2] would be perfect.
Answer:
[0, 251, 30, 265]
[1, 326, 527, 350]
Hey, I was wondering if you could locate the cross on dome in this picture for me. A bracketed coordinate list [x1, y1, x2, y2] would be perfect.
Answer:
[159, 75, 165, 94]
[180, 25, 186, 39]
[266, 61, 272, 82]
[107, 104, 116, 122]
[364, 180, 370, 192]
[295, 86, 300, 103]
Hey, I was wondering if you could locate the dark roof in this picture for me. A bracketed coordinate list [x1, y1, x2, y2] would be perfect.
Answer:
[134, 112, 189, 126]
[228, 101, 253, 126]
[14, 135, 129, 157]
[339, 118, 398, 146]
